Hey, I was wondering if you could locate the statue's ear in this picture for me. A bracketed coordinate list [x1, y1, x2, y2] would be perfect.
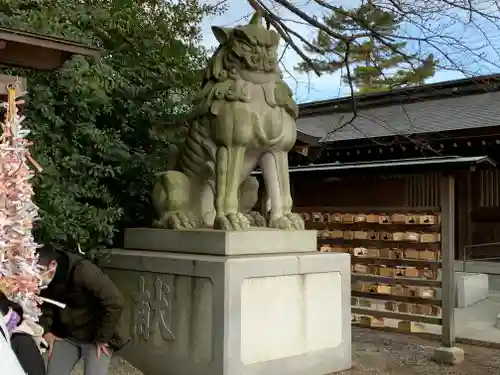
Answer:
[212, 26, 232, 44]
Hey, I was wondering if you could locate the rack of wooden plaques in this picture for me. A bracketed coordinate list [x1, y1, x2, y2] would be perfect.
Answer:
[299, 207, 442, 333]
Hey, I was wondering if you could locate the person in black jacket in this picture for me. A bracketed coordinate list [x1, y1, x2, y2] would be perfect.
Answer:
[0, 294, 46, 375]
[38, 248, 129, 375]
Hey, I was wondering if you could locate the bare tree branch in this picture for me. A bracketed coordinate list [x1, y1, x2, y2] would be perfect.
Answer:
[237, 0, 500, 149]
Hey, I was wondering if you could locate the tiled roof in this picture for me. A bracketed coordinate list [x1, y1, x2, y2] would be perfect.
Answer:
[296, 90, 500, 143]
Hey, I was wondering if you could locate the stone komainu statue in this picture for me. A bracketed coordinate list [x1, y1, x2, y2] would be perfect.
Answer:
[152, 12, 305, 231]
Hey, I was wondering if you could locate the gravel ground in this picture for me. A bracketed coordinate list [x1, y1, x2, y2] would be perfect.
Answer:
[337, 327, 500, 375]
[71, 327, 500, 375]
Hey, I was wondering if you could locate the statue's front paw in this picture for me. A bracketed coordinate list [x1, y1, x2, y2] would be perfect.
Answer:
[214, 212, 250, 231]
[269, 213, 305, 230]
[155, 211, 200, 229]
[245, 211, 267, 227]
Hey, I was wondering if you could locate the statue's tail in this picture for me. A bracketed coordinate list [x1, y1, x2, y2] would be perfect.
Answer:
[251, 112, 283, 147]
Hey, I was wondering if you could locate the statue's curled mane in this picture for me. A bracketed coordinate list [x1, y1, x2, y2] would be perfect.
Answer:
[193, 41, 252, 116]
[204, 44, 233, 84]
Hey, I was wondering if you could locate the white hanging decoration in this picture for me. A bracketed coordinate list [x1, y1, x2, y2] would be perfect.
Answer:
[0, 83, 59, 321]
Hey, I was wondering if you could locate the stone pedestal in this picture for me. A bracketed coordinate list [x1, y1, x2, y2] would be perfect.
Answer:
[102, 228, 351, 375]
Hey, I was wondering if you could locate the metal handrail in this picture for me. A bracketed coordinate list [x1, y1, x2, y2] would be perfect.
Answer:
[462, 242, 500, 272]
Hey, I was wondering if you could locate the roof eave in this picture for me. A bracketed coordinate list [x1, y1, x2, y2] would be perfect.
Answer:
[0, 27, 104, 71]
[297, 131, 322, 146]
[252, 156, 495, 176]
[298, 73, 500, 117]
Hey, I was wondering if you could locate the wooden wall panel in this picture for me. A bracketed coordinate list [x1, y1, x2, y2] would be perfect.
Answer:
[291, 174, 407, 208]
[291, 173, 444, 209]
[476, 169, 500, 208]
[404, 173, 440, 207]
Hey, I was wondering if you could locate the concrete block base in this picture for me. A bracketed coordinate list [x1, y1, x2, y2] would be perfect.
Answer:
[432, 347, 465, 365]
[103, 230, 352, 375]
[495, 313, 500, 329]
[456, 272, 489, 308]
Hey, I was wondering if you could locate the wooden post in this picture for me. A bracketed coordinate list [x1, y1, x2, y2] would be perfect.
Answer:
[0, 74, 27, 96]
[432, 173, 462, 364]
[440, 173, 456, 348]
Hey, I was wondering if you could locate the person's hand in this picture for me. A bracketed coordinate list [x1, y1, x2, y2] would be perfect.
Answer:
[43, 332, 60, 358]
[96, 342, 111, 359]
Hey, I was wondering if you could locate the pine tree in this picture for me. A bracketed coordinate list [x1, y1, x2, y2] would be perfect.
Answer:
[296, 3, 437, 94]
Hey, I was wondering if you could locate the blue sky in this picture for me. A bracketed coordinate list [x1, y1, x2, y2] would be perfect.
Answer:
[200, 0, 499, 104]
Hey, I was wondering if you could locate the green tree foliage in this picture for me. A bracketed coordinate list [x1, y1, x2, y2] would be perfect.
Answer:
[296, 3, 437, 94]
[0, 0, 220, 256]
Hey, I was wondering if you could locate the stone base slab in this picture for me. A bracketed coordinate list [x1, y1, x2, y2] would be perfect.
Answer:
[124, 227, 318, 255]
[102, 249, 351, 375]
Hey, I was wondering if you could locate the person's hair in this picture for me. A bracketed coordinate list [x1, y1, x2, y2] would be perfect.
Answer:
[0, 293, 9, 315]
[0, 293, 24, 326]
[36, 246, 60, 267]
[38, 247, 70, 284]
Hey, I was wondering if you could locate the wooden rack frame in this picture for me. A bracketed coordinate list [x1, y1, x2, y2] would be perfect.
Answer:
[296, 174, 456, 348]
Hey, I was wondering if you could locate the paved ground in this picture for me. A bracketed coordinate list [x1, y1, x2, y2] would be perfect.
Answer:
[72, 327, 500, 375]
[359, 289, 500, 345]
[452, 290, 500, 343]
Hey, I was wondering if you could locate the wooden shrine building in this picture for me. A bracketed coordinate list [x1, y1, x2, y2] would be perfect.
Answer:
[290, 74, 500, 261]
